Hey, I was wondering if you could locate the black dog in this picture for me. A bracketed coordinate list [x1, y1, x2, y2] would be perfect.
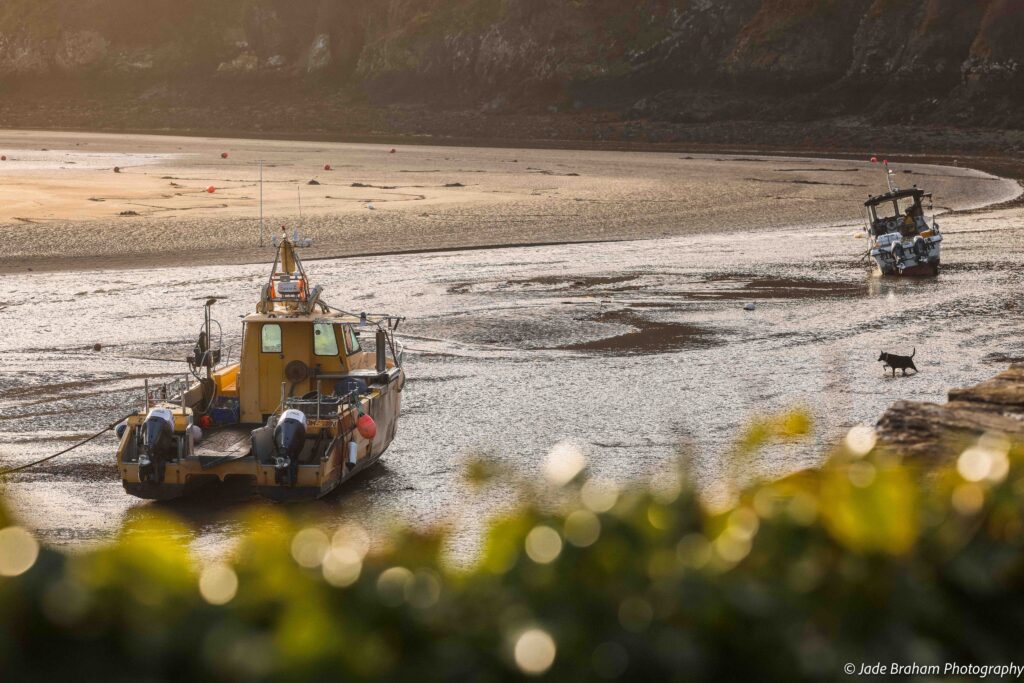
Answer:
[878, 348, 917, 376]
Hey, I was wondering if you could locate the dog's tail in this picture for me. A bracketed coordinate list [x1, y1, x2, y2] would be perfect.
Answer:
[910, 347, 916, 358]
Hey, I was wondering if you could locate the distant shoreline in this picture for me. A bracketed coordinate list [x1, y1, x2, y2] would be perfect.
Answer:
[2, 121, 1024, 174]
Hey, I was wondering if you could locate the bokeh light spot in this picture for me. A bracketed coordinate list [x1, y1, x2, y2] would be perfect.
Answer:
[291, 527, 330, 568]
[0, 526, 39, 577]
[198, 563, 238, 605]
[844, 424, 877, 457]
[564, 510, 601, 547]
[525, 526, 563, 564]
[543, 441, 586, 486]
[514, 628, 556, 675]
[581, 478, 619, 513]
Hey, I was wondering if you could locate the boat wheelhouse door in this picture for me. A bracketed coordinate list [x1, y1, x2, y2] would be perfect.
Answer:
[257, 322, 286, 414]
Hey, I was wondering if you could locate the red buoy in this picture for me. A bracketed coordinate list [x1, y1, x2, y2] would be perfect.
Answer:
[324, 164, 332, 171]
[870, 156, 878, 163]
[199, 415, 213, 430]
[0, 155, 6, 161]
[356, 414, 377, 440]
[221, 152, 229, 159]
[206, 185, 216, 193]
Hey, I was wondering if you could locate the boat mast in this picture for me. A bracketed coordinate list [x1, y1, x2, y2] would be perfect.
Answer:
[883, 160, 898, 193]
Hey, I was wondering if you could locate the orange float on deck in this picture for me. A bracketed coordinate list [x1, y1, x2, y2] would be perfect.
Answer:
[206, 185, 216, 193]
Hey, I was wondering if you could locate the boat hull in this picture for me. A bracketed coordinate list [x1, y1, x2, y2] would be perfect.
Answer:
[255, 445, 386, 501]
[873, 258, 940, 277]
[117, 369, 404, 503]
[122, 478, 213, 500]
[870, 234, 941, 277]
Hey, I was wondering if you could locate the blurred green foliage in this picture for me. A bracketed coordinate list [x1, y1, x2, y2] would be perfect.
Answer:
[2, 412, 1023, 681]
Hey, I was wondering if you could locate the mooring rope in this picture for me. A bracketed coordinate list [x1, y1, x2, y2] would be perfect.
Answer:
[0, 414, 133, 477]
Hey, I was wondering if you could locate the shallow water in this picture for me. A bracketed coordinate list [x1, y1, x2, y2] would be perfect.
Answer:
[1, 153, 1022, 560]
[0, 148, 177, 171]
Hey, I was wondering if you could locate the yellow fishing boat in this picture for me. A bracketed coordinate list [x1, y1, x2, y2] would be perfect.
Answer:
[114, 234, 406, 501]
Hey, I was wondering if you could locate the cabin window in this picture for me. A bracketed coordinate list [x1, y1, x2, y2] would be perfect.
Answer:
[313, 323, 339, 356]
[897, 196, 918, 215]
[261, 324, 282, 353]
[873, 201, 899, 220]
[340, 325, 361, 355]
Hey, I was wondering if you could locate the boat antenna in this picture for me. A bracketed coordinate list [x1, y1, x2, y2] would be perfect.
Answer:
[872, 156, 898, 194]
[258, 159, 265, 247]
[883, 159, 898, 193]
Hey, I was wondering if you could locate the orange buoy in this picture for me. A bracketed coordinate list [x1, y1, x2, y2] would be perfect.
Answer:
[0, 155, 6, 161]
[221, 152, 229, 159]
[324, 163, 332, 171]
[356, 414, 377, 440]
[206, 185, 216, 193]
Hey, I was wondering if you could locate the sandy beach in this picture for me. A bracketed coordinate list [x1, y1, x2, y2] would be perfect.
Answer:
[0, 130, 1017, 274]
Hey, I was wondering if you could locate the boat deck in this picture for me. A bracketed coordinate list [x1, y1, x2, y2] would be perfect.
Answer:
[194, 425, 253, 469]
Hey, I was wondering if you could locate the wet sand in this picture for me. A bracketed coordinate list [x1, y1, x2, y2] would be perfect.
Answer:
[1, 131, 1022, 560]
[0, 130, 1015, 274]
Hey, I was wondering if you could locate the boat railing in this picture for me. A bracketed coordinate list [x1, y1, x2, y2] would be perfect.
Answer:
[280, 382, 361, 421]
[359, 325, 404, 370]
[392, 338, 405, 367]
[142, 375, 193, 412]
[219, 342, 239, 370]
[191, 339, 239, 375]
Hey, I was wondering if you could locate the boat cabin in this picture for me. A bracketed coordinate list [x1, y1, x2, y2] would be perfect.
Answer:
[230, 312, 384, 422]
[205, 237, 401, 423]
[864, 188, 931, 237]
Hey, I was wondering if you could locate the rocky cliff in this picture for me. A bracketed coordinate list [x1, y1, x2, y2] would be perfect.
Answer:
[1, 0, 1023, 132]
[877, 364, 1024, 461]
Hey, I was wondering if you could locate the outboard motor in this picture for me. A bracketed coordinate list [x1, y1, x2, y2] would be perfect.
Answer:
[890, 240, 906, 266]
[913, 236, 929, 262]
[273, 409, 307, 485]
[140, 407, 175, 484]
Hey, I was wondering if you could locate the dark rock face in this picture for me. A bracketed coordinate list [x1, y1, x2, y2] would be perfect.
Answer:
[1, 0, 1023, 126]
[877, 365, 1024, 460]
